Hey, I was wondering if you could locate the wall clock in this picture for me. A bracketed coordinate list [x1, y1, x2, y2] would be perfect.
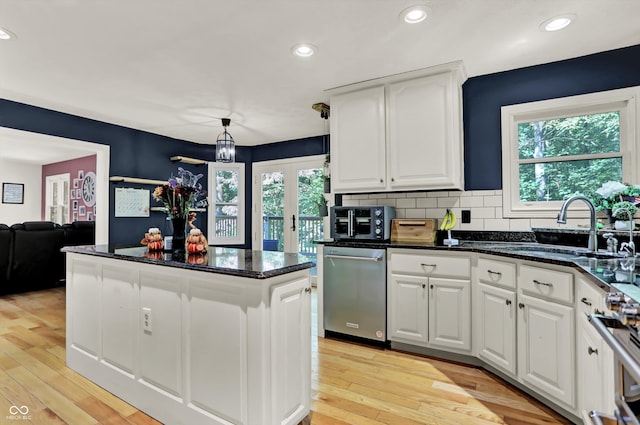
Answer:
[82, 171, 96, 207]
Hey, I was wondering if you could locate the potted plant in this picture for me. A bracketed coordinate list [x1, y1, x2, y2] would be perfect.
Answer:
[317, 194, 328, 217]
[323, 154, 331, 193]
[593, 181, 640, 224]
[612, 200, 638, 230]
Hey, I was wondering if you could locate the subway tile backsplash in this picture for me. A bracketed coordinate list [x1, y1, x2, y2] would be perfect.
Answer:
[340, 190, 591, 231]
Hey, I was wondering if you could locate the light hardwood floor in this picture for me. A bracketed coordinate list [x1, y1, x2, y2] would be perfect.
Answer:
[0, 287, 571, 425]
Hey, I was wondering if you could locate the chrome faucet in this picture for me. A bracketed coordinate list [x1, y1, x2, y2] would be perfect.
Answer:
[613, 207, 636, 257]
[556, 195, 598, 252]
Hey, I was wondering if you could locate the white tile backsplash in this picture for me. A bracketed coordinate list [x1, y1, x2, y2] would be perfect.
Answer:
[340, 189, 587, 232]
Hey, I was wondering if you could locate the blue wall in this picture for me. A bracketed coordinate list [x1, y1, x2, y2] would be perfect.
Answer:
[1, 44, 639, 245]
[463, 43, 640, 190]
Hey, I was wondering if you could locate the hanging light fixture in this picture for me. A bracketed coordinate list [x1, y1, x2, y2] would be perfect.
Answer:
[215, 118, 236, 163]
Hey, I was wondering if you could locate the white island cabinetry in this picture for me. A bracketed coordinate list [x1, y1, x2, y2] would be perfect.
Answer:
[65, 247, 312, 425]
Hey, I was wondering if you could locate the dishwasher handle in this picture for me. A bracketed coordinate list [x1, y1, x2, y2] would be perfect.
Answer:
[325, 254, 383, 262]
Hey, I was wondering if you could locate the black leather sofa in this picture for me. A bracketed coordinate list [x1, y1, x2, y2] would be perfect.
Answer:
[0, 221, 95, 296]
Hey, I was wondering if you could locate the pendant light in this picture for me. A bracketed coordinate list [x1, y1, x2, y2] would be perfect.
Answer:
[215, 118, 236, 163]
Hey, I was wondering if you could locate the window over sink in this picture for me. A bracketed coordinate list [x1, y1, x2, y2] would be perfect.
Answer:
[501, 86, 640, 218]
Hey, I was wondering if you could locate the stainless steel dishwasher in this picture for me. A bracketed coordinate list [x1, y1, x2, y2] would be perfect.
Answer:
[323, 246, 386, 342]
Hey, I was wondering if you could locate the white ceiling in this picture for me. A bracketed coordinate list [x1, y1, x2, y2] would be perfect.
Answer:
[0, 0, 639, 160]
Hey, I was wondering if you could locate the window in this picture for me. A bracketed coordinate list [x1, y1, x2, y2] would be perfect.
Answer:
[501, 87, 639, 218]
[208, 162, 244, 245]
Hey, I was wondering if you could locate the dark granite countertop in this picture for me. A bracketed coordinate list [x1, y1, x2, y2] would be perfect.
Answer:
[62, 245, 315, 279]
[317, 236, 634, 293]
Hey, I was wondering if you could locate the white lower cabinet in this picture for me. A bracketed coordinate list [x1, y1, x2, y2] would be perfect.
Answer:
[387, 249, 616, 422]
[387, 249, 471, 352]
[428, 277, 471, 351]
[517, 292, 575, 408]
[475, 256, 517, 376]
[388, 274, 428, 344]
[576, 277, 615, 418]
[476, 283, 517, 376]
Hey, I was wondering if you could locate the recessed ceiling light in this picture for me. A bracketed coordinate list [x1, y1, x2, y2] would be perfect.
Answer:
[400, 5, 430, 24]
[0, 27, 16, 40]
[540, 14, 576, 32]
[291, 43, 317, 58]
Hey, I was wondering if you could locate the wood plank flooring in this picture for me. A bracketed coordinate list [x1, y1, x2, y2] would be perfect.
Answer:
[0, 287, 572, 424]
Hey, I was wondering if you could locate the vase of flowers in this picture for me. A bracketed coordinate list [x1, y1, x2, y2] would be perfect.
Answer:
[153, 167, 207, 256]
[593, 181, 640, 225]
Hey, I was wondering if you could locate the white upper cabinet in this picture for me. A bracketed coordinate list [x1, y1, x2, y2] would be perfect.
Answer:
[330, 86, 386, 192]
[329, 62, 466, 193]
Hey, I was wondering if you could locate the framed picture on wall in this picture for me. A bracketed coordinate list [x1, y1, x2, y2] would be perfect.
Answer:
[73, 212, 78, 221]
[87, 212, 93, 221]
[78, 170, 84, 180]
[76, 189, 81, 199]
[70, 190, 75, 200]
[2, 183, 24, 204]
[79, 206, 86, 216]
[73, 200, 78, 211]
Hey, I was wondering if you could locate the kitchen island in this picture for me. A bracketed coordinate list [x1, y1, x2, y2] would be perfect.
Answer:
[63, 245, 314, 425]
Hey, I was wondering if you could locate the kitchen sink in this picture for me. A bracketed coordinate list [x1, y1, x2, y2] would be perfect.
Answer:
[480, 244, 627, 261]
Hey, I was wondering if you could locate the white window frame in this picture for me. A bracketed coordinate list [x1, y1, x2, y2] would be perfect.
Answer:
[501, 86, 639, 218]
[207, 162, 245, 245]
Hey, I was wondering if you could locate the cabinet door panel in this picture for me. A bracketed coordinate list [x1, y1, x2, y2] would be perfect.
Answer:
[517, 294, 575, 408]
[388, 73, 462, 190]
[271, 279, 311, 424]
[388, 274, 428, 344]
[428, 277, 470, 351]
[477, 284, 516, 376]
[330, 86, 386, 192]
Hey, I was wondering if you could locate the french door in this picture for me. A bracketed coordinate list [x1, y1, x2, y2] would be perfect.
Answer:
[252, 156, 325, 254]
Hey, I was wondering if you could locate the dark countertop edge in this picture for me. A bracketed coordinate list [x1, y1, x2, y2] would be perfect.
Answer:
[317, 239, 612, 292]
[62, 246, 315, 280]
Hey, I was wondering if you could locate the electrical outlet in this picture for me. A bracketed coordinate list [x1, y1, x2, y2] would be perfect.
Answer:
[142, 307, 152, 333]
[461, 210, 471, 223]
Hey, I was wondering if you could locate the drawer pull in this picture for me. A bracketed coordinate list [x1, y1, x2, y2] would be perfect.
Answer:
[588, 347, 598, 356]
[533, 279, 553, 288]
[420, 263, 437, 268]
[581, 297, 592, 306]
[487, 269, 502, 277]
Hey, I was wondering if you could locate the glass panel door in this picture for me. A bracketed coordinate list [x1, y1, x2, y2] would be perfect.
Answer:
[253, 156, 326, 257]
[297, 167, 325, 257]
[260, 170, 285, 252]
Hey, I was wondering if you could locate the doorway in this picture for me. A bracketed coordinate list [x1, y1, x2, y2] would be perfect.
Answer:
[252, 156, 326, 268]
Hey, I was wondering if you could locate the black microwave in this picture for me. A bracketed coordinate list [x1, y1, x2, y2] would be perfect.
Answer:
[330, 206, 395, 240]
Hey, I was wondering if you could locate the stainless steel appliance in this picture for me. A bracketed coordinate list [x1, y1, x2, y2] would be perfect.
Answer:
[330, 206, 395, 240]
[323, 246, 386, 342]
[585, 257, 640, 424]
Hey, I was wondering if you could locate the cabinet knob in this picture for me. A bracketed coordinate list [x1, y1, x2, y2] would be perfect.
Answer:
[380, 179, 384, 183]
[304, 287, 311, 293]
[505, 299, 512, 306]
[518, 303, 525, 309]
[422, 283, 426, 289]
[588, 347, 598, 356]
[391, 177, 395, 182]
[430, 284, 434, 290]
